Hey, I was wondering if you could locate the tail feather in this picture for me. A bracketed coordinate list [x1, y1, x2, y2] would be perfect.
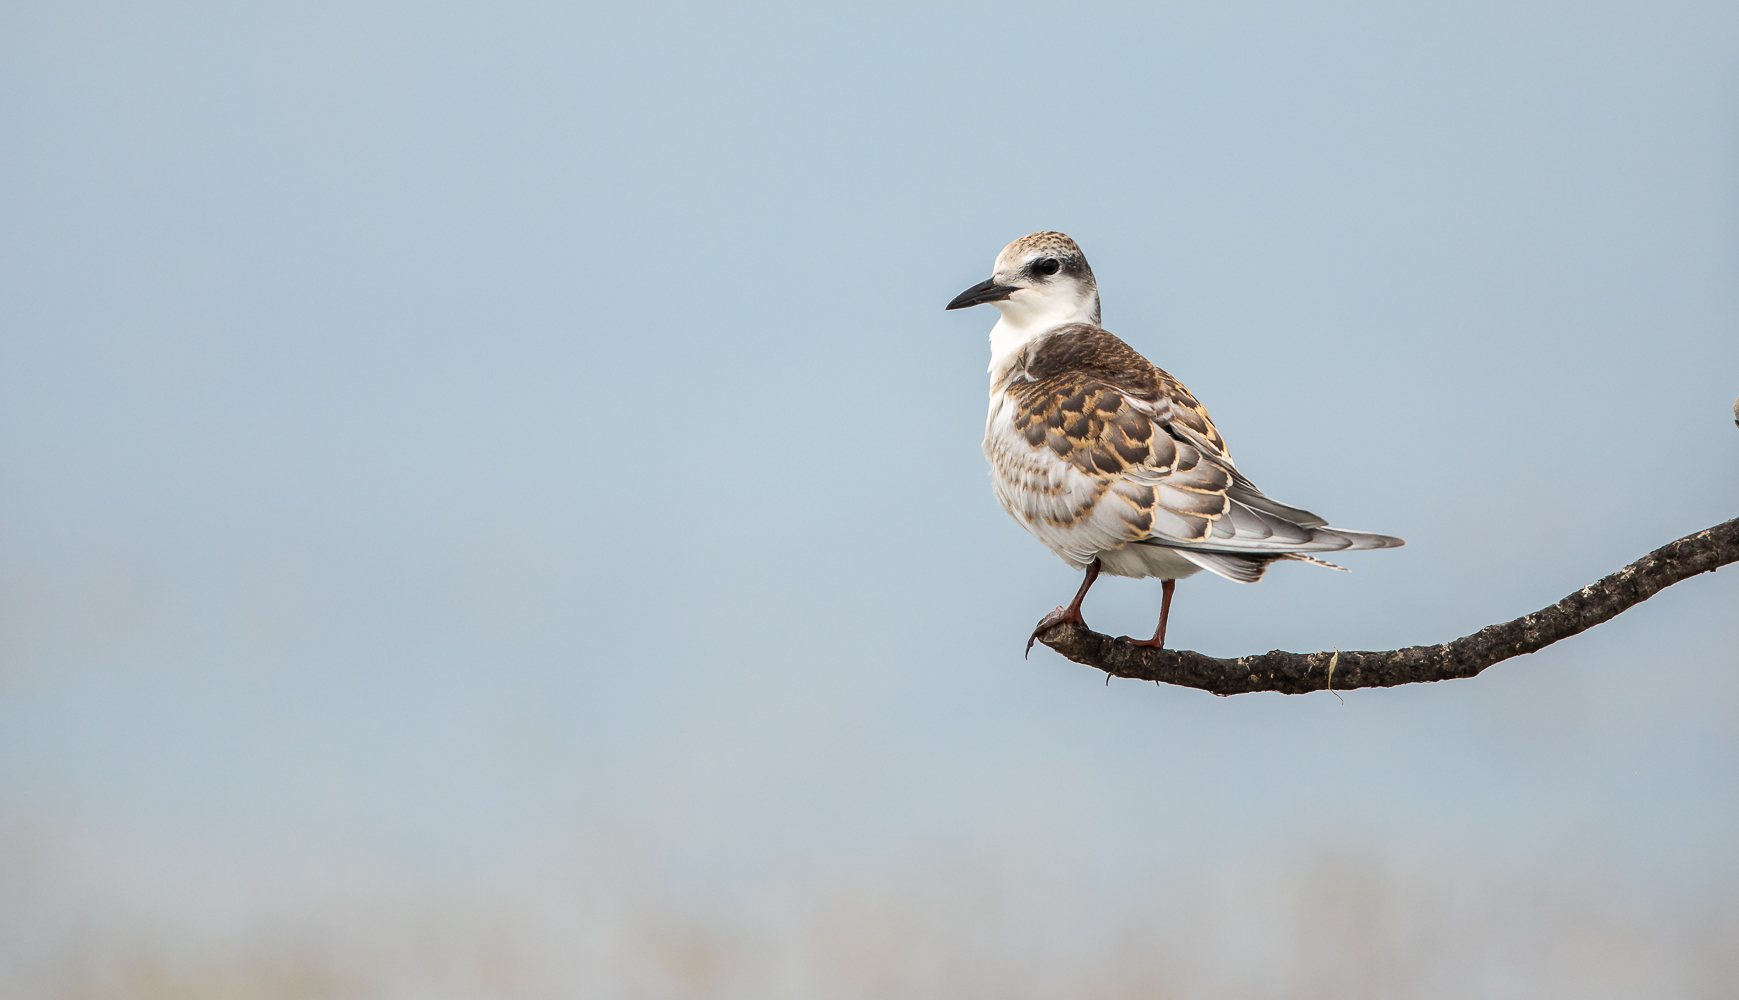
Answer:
[1174, 549, 1273, 584]
[1145, 524, 1401, 584]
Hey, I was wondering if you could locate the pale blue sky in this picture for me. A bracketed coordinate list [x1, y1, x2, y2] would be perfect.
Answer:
[2, 0, 1737, 920]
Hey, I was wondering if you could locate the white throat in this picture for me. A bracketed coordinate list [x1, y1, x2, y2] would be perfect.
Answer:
[985, 287, 1099, 381]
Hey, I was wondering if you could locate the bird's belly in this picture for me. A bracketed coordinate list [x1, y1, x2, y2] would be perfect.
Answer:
[1097, 544, 1205, 580]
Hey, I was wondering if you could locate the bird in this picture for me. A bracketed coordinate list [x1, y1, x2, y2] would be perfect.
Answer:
[946, 232, 1403, 654]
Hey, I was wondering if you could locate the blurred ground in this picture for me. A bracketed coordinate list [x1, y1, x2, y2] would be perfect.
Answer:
[5, 832, 1736, 1000]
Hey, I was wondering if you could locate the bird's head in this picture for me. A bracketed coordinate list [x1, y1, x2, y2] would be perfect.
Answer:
[945, 231, 1101, 330]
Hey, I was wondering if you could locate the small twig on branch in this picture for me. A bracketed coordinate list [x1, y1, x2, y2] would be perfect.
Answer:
[1034, 516, 1739, 696]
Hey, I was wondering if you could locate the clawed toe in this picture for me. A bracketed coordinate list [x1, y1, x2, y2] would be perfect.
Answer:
[1026, 606, 1085, 658]
[1025, 559, 1102, 659]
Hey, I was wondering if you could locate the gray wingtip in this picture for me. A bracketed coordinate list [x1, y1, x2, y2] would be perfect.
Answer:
[1333, 530, 1405, 550]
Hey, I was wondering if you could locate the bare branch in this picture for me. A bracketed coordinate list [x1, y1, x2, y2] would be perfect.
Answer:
[1034, 517, 1739, 696]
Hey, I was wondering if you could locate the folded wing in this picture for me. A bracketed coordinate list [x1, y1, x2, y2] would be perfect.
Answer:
[998, 340, 1401, 583]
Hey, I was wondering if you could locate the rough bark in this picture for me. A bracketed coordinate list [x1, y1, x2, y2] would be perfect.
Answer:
[1034, 517, 1739, 696]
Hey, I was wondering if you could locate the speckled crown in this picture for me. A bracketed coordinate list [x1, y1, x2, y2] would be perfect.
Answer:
[997, 232, 1085, 268]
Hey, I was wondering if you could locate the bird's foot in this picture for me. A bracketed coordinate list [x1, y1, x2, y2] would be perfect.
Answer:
[1027, 606, 1087, 659]
[1118, 636, 1166, 650]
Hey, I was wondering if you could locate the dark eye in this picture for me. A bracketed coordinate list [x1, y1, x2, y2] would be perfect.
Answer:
[1035, 258, 1062, 276]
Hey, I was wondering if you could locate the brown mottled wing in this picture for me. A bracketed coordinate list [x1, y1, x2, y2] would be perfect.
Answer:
[1006, 326, 1395, 561]
[1004, 372, 1242, 547]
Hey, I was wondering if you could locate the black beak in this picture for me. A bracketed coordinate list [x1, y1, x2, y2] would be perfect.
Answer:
[945, 278, 1020, 311]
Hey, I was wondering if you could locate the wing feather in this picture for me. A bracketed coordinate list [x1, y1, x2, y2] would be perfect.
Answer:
[985, 326, 1402, 579]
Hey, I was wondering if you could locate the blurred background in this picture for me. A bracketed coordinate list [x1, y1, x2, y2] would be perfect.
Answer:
[3, 2, 1738, 997]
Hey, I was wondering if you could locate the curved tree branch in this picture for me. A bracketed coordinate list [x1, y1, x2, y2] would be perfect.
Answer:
[1034, 516, 1739, 696]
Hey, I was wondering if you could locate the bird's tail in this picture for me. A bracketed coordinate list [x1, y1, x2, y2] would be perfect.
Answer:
[1169, 528, 1403, 583]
